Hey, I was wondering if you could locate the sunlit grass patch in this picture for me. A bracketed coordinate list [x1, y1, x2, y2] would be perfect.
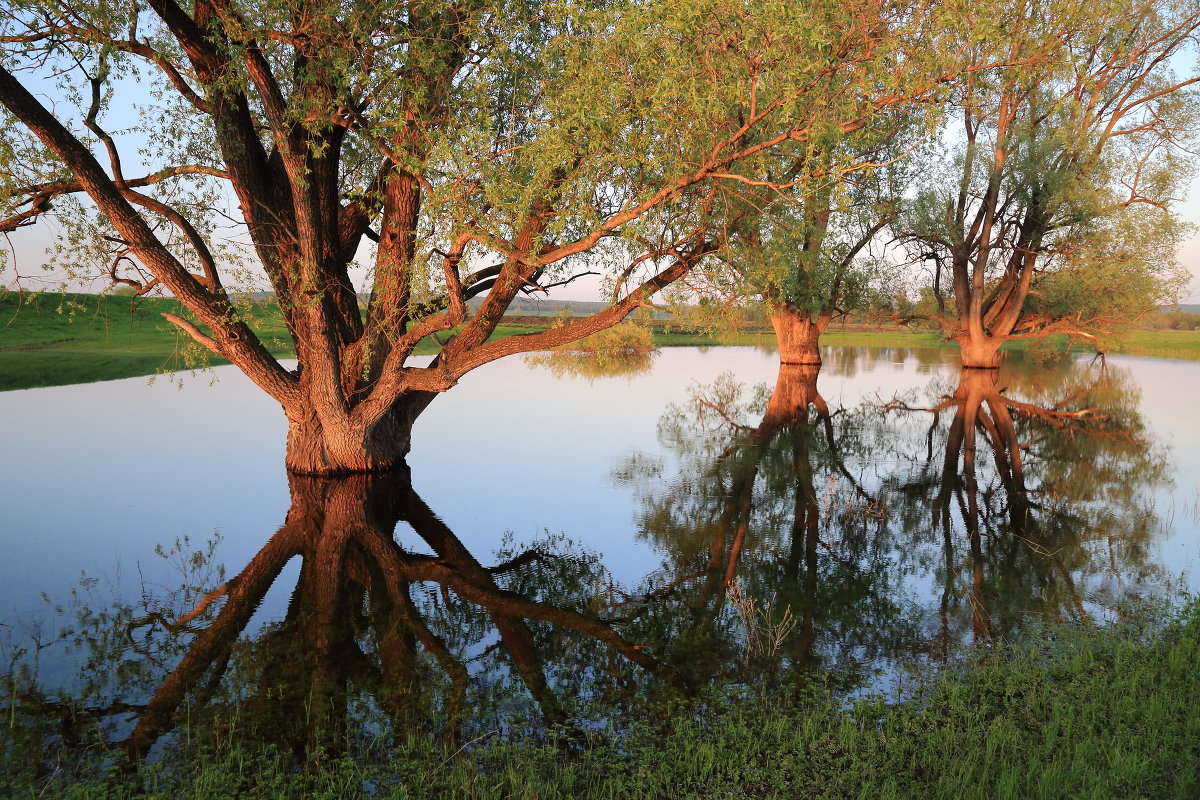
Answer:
[1111, 330, 1200, 361]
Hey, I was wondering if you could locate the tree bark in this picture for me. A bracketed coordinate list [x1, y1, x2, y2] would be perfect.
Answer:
[955, 331, 1004, 369]
[769, 307, 831, 366]
[284, 393, 435, 475]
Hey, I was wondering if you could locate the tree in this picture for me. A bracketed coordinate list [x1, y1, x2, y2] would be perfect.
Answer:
[676, 108, 923, 366]
[899, 0, 1200, 368]
[0, 0, 948, 473]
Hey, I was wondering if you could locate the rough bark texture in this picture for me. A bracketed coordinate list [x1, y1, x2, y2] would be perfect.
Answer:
[769, 307, 831, 366]
[955, 331, 1004, 369]
[0, 0, 956, 476]
[284, 393, 435, 475]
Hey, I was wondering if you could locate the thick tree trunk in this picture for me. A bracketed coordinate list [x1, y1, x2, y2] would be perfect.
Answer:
[284, 393, 435, 475]
[956, 331, 1004, 369]
[770, 308, 829, 366]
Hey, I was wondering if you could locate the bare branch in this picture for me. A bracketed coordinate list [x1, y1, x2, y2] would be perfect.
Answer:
[162, 312, 219, 353]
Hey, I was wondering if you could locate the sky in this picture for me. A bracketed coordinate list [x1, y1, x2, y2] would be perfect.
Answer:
[7, 183, 1200, 305]
[3, 54, 1200, 306]
[1176, 195, 1200, 303]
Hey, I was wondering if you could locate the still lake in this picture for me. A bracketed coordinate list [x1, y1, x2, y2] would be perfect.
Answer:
[2, 344, 1200, 741]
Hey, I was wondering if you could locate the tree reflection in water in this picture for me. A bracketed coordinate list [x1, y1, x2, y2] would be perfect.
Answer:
[615, 362, 914, 691]
[878, 356, 1171, 650]
[10, 467, 675, 770]
[2, 355, 1176, 777]
[615, 353, 1172, 689]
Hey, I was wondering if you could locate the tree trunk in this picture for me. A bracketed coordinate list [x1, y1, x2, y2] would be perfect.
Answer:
[284, 393, 435, 475]
[956, 331, 1003, 369]
[769, 307, 829, 366]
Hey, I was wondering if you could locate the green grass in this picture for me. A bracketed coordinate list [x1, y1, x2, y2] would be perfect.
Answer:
[630, 323, 947, 349]
[4, 291, 1199, 392]
[0, 291, 297, 391]
[5, 605, 1199, 799]
[0, 292, 546, 391]
[1108, 329, 1200, 360]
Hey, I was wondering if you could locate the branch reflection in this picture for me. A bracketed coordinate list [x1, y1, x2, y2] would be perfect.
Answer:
[879, 357, 1171, 648]
[616, 355, 1172, 688]
[122, 467, 671, 761]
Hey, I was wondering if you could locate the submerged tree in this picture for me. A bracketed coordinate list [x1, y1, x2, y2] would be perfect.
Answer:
[898, 0, 1200, 367]
[0, 0, 950, 473]
[676, 110, 922, 366]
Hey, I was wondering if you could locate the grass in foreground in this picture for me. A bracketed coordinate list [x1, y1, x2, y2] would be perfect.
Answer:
[5, 604, 1198, 799]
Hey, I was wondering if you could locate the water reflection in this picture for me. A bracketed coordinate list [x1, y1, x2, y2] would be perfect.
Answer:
[34, 468, 674, 765]
[877, 359, 1171, 647]
[817, 343, 962, 378]
[524, 348, 656, 380]
[615, 363, 920, 689]
[1, 351, 1183, 777]
[617, 354, 1173, 686]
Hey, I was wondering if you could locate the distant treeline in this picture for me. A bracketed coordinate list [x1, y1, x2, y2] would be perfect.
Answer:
[1145, 307, 1200, 331]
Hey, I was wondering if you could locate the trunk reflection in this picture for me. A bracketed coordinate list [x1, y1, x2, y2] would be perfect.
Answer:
[128, 467, 671, 760]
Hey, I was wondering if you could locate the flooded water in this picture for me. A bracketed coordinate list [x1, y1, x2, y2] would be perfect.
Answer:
[2, 345, 1199, 759]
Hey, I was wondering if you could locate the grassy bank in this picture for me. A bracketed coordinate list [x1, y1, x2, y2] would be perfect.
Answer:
[4, 604, 1197, 799]
[1108, 329, 1200, 360]
[0, 292, 541, 391]
[650, 323, 945, 349]
[0, 291, 295, 390]
[4, 291, 1198, 391]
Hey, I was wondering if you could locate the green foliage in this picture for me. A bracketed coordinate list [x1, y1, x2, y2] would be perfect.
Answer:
[5, 603, 1199, 799]
[0, 0, 952, 352]
[898, 0, 1200, 348]
[553, 319, 654, 356]
[525, 313, 656, 379]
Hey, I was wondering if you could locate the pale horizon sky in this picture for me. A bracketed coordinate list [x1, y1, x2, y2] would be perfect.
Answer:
[5, 167, 1200, 306]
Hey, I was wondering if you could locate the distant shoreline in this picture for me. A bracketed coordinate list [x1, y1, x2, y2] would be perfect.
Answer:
[3, 291, 1197, 391]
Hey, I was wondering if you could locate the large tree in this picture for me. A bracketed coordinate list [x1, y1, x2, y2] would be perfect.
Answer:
[675, 110, 922, 366]
[899, 0, 1200, 368]
[0, 0, 947, 473]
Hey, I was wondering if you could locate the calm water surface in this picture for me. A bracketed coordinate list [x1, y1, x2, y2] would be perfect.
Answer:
[2, 345, 1199, 754]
